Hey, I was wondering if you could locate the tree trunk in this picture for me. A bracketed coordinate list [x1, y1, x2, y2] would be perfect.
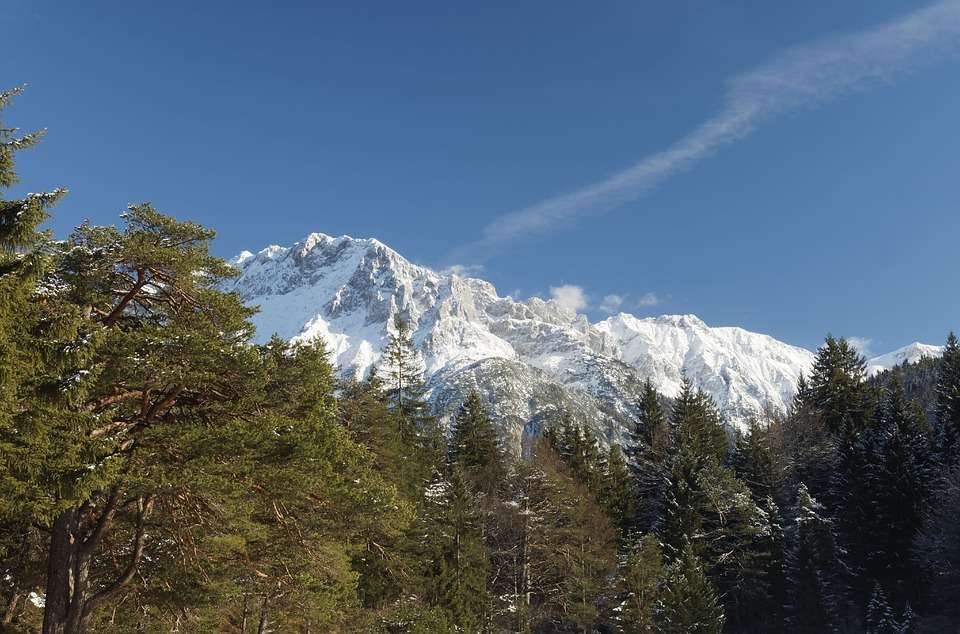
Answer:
[240, 596, 249, 633]
[2, 591, 22, 626]
[257, 597, 269, 634]
[42, 495, 150, 634]
[43, 508, 78, 634]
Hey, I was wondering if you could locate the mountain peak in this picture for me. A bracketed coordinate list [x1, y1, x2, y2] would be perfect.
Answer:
[226, 231, 826, 443]
[866, 341, 943, 376]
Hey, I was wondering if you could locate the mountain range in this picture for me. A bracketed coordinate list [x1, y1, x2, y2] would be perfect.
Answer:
[227, 233, 942, 452]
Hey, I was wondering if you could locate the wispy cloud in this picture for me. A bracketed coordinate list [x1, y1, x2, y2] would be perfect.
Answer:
[549, 285, 588, 313]
[636, 292, 661, 308]
[450, 1, 960, 259]
[847, 336, 875, 358]
[599, 294, 625, 314]
[441, 263, 485, 277]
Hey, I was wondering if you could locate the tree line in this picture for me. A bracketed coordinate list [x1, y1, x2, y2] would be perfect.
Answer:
[2, 88, 960, 633]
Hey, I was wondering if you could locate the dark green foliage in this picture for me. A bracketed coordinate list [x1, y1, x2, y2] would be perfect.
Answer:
[620, 533, 666, 633]
[784, 484, 852, 633]
[449, 389, 505, 495]
[935, 333, 960, 466]
[860, 379, 935, 607]
[629, 379, 673, 534]
[865, 583, 899, 634]
[421, 466, 490, 631]
[914, 465, 960, 629]
[869, 356, 941, 428]
[658, 377, 770, 628]
[807, 335, 873, 440]
[659, 541, 724, 634]
[543, 411, 604, 492]
[600, 443, 637, 537]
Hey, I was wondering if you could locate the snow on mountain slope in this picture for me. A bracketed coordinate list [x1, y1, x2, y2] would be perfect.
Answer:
[594, 313, 814, 423]
[228, 232, 818, 448]
[866, 342, 943, 376]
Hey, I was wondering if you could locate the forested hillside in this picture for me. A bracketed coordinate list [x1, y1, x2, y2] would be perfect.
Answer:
[3, 90, 960, 633]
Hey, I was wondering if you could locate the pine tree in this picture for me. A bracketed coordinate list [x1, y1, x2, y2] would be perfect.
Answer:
[509, 439, 617, 633]
[423, 466, 490, 631]
[621, 533, 665, 633]
[378, 315, 430, 432]
[600, 443, 636, 538]
[449, 389, 506, 495]
[0, 86, 66, 630]
[784, 483, 852, 633]
[865, 582, 898, 634]
[914, 465, 960, 628]
[659, 541, 724, 634]
[935, 332, 960, 466]
[629, 379, 672, 534]
[808, 335, 872, 440]
[861, 378, 934, 607]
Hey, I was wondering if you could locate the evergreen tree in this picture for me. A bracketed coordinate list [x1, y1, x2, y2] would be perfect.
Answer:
[600, 443, 636, 538]
[660, 379, 768, 618]
[621, 533, 665, 633]
[0, 86, 66, 631]
[783, 372, 836, 501]
[865, 582, 898, 634]
[378, 314, 433, 439]
[861, 378, 934, 607]
[914, 465, 960, 629]
[629, 379, 672, 534]
[449, 389, 506, 495]
[659, 541, 724, 634]
[422, 466, 490, 631]
[935, 332, 960, 466]
[808, 335, 872, 440]
[507, 439, 617, 633]
[784, 484, 852, 633]
[545, 411, 604, 493]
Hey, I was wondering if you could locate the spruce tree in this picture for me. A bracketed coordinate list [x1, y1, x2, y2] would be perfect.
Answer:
[808, 335, 872, 440]
[935, 332, 960, 466]
[914, 465, 960, 628]
[659, 541, 724, 634]
[378, 315, 430, 432]
[865, 582, 899, 634]
[621, 533, 666, 633]
[0, 86, 66, 630]
[422, 466, 490, 631]
[630, 379, 672, 534]
[861, 378, 934, 607]
[784, 484, 852, 633]
[449, 389, 505, 495]
[659, 381, 770, 628]
[600, 443, 636, 538]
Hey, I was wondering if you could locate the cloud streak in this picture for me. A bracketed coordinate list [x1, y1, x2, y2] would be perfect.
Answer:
[452, 1, 960, 258]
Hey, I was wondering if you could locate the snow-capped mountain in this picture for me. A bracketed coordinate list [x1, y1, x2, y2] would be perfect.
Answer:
[866, 342, 943, 376]
[227, 232, 824, 451]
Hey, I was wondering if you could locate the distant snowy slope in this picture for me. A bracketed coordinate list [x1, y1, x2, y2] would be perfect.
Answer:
[866, 342, 943, 376]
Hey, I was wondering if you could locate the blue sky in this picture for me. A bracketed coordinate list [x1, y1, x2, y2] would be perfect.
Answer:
[3, 0, 959, 354]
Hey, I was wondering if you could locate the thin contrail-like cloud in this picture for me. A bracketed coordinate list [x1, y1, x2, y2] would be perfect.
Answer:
[450, 0, 960, 262]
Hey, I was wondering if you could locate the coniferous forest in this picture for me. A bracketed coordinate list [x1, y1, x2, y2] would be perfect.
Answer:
[3, 91, 960, 634]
